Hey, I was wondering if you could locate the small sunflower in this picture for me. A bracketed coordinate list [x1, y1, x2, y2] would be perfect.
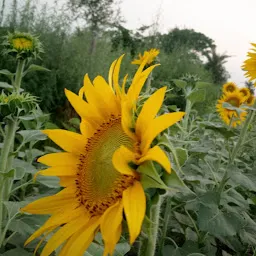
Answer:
[21, 55, 184, 256]
[2, 31, 43, 59]
[216, 91, 247, 127]
[242, 43, 256, 83]
[132, 48, 160, 66]
[246, 94, 255, 106]
[239, 87, 251, 101]
[222, 82, 238, 94]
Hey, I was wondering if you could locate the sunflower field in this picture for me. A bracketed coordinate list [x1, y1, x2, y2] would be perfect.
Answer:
[0, 1, 256, 256]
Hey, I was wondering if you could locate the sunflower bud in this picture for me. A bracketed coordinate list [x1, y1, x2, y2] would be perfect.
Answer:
[2, 31, 43, 60]
[0, 92, 38, 118]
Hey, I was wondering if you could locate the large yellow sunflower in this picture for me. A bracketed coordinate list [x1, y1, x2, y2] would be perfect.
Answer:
[242, 43, 256, 83]
[21, 55, 184, 256]
[239, 87, 251, 101]
[132, 48, 160, 66]
[216, 90, 247, 127]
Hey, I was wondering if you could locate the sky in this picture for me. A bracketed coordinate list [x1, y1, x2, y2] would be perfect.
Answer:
[120, 0, 256, 85]
[4, 0, 256, 85]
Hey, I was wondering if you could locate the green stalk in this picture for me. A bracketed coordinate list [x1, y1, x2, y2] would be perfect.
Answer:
[14, 59, 25, 93]
[230, 110, 255, 163]
[159, 197, 172, 251]
[0, 119, 17, 246]
[142, 197, 162, 256]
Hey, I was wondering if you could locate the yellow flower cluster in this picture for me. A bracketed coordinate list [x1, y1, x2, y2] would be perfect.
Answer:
[132, 48, 160, 66]
[216, 82, 255, 127]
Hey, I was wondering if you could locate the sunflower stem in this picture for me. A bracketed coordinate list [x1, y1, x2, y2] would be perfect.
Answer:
[140, 195, 162, 256]
[230, 109, 255, 163]
[14, 59, 25, 93]
[0, 119, 17, 247]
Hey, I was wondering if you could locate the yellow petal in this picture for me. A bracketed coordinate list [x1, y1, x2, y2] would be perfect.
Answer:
[136, 86, 166, 138]
[112, 146, 136, 176]
[83, 74, 112, 118]
[36, 166, 76, 177]
[59, 176, 75, 187]
[113, 55, 125, 99]
[59, 217, 101, 256]
[138, 146, 171, 173]
[108, 59, 117, 90]
[42, 129, 86, 155]
[80, 119, 95, 138]
[128, 64, 159, 101]
[140, 112, 185, 154]
[41, 213, 90, 256]
[65, 88, 101, 126]
[21, 186, 77, 214]
[25, 206, 85, 246]
[123, 181, 146, 244]
[93, 76, 120, 115]
[38, 152, 78, 167]
[121, 100, 137, 140]
[101, 201, 123, 255]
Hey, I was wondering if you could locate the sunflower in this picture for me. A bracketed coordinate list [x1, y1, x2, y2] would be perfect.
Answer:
[246, 94, 255, 106]
[242, 43, 256, 83]
[239, 87, 251, 101]
[222, 82, 238, 94]
[21, 55, 184, 256]
[132, 48, 160, 66]
[216, 91, 247, 127]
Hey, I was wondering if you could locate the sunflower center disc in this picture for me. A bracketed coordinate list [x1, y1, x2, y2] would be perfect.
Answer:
[77, 117, 135, 216]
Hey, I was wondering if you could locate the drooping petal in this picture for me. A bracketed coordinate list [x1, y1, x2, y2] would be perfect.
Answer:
[112, 146, 136, 176]
[108, 59, 117, 90]
[20, 186, 78, 214]
[59, 217, 101, 256]
[101, 201, 123, 255]
[25, 206, 85, 246]
[36, 166, 76, 177]
[42, 129, 86, 155]
[123, 181, 146, 244]
[38, 152, 78, 167]
[113, 55, 125, 99]
[41, 213, 90, 256]
[65, 89, 101, 126]
[136, 86, 166, 138]
[140, 112, 185, 154]
[138, 146, 171, 173]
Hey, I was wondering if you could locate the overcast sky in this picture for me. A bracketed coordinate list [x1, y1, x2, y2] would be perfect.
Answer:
[120, 0, 256, 85]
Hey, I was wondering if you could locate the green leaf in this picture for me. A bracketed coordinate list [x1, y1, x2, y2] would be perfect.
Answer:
[23, 64, 50, 76]
[7, 218, 35, 236]
[17, 130, 47, 144]
[172, 79, 187, 89]
[197, 204, 244, 236]
[1, 248, 33, 256]
[138, 162, 169, 190]
[0, 69, 14, 80]
[187, 89, 206, 103]
[195, 81, 213, 89]
[162, 245, 186, 256]
[222, 102, 245, 115]
[176, 148, 188, 166]
[3, 201, 26, 219]
[0, 82, 13, 90]
[12, 158, 36, 174]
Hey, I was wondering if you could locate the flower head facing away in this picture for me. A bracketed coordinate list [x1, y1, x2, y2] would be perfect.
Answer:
[21, 55, 184, 256]
[2, 32, 43, 60]
[242, 43, 256, 83]
[132, 48, 160, 66]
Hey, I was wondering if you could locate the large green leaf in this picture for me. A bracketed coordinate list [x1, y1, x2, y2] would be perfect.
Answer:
[17, 130, 47, 144]
[172, 79, 187, 89]
[187, 89, 206, 103]
[1, 248, 33, 256]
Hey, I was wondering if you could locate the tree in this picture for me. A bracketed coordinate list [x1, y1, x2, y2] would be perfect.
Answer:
[203, 45, 230, 84]
[160, 28, 214, 55]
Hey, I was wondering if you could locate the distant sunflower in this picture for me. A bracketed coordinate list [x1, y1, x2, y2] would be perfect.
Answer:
[132, 48, 160, 66]
[21, 55, 184, 256]
[222, 82, 238, 94]
[216, 91, 246, 127]
[246, 94, 255, 106]
[242, 43, 256, 83]
[239, 87, 251, 101]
